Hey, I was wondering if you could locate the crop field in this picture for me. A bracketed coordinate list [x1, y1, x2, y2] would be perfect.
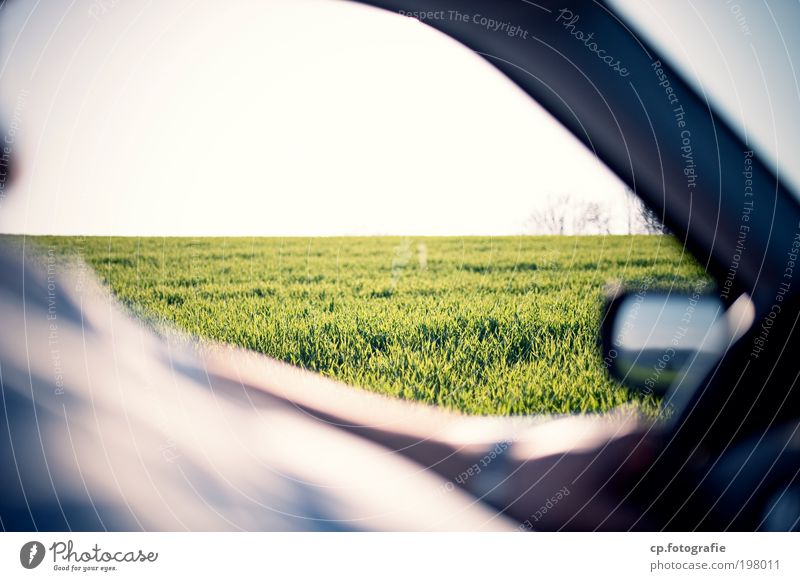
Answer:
[32, 235, 710, 418]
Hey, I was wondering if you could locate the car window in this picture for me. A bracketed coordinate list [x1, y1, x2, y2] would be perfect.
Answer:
[0, 0, 709, 419]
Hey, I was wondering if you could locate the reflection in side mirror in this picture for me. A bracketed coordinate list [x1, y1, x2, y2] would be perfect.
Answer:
[601, 290, 728, 396]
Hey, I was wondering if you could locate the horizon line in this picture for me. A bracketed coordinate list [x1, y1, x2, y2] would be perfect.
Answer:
[0, 232, 663, 239]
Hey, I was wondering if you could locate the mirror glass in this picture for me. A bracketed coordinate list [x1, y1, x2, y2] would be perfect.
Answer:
[608, 292, 728, 395]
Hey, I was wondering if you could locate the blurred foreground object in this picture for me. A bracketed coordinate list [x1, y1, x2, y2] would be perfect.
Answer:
[0, 240, 515, 531]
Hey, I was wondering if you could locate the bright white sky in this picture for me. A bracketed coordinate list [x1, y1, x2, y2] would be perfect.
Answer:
[0, 0, 631, 236]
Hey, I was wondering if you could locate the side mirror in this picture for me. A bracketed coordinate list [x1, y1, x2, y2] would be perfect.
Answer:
[600, 289, 729, 396]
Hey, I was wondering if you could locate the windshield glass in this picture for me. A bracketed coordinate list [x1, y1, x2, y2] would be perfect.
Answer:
[609, 0, 800, 197]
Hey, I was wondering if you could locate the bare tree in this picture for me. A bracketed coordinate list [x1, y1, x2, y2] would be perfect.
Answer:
[623, 187, 637, 234]
[582, 201, 611, 235]
[639, 204, 667, 234]
[528, 194, 610, 235]
[527, 193, 572, 234]
[624, 187, 667, 234]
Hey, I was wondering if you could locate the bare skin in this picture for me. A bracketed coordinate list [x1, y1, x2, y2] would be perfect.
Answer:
[201, 344, 658, 530]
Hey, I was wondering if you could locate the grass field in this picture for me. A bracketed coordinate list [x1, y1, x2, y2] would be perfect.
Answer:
[32, 235, 710, 417]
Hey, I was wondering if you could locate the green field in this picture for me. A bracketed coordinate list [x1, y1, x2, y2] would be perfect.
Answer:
[33, 235, 710, 418]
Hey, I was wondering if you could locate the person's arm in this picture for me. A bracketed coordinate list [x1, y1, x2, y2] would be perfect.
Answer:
[201, 344, 508, 478]
[200, 344, 653, 529]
